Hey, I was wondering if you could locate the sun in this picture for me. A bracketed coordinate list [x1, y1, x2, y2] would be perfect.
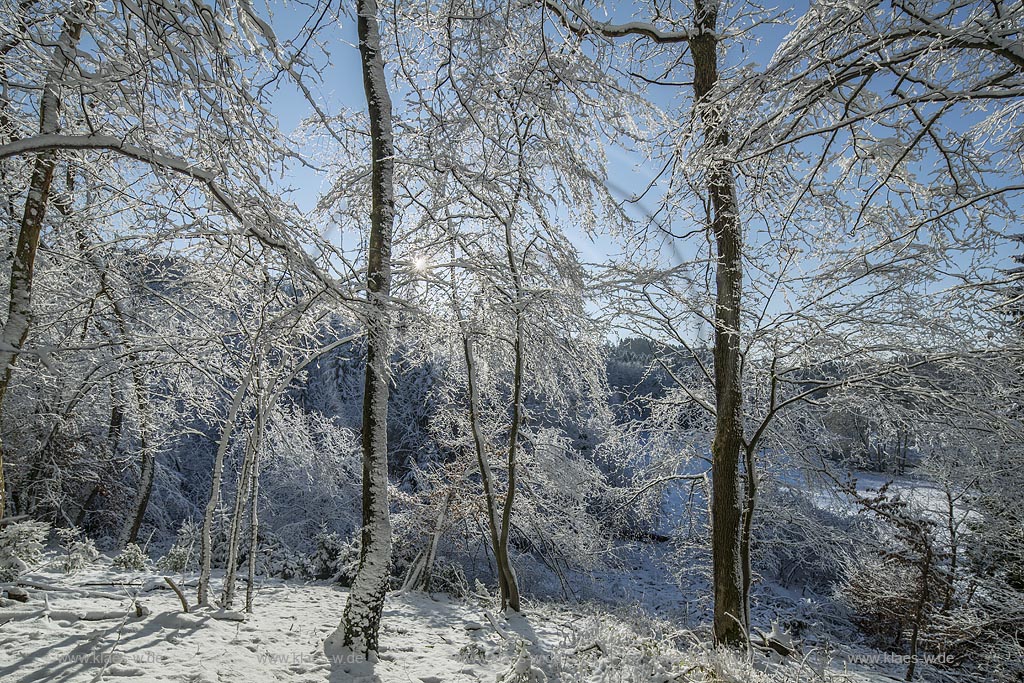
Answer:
[412, 255, 430, 273]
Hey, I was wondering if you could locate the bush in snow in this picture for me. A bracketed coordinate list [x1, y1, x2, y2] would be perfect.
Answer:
[430, 561, 470, 598]
[496, 640, 547, 683]
[0, 520, 49, 580]
[310, 531, 360, 583]
[256, 531, 313, 580]
[257, 407, 362, 548]
[56, 527, 99, 574]
[458, 641, 492, 664]
[112, 543, 149, 571]
[839, 554, 918, 647]
[157, 520, 199, 573]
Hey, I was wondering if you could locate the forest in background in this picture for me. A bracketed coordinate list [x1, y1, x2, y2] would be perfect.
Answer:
[0, 0, 1022, 680]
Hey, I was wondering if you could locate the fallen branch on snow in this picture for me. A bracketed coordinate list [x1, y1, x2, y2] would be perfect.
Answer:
[16, 579, 126, 601]
[164, 577, 190, 613]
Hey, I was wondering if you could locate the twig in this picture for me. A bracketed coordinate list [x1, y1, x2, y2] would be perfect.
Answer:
[0, 515, 28, 527]
[484, 610, 511, 640]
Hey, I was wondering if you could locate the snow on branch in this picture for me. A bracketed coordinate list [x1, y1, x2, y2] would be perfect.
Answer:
[540, 0, 701, 44]
[0, 133, 362, 303]
[0, 134, 241, 221]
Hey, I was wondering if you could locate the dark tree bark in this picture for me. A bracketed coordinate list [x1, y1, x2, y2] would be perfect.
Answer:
[691, 0, 747, 647]
[460, 328, 511, 605]
[542, 0, 748, 645]
[498, 312, 523, 613]
[334, 0, 396, 657]
[497, 189, 526, 613]
[0, 5, 91, 515]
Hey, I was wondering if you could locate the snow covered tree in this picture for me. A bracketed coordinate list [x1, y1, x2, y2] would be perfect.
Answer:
[541, 0, 1023, 648]
[0, 0, 359, 528]
[326, 0, 397, 659]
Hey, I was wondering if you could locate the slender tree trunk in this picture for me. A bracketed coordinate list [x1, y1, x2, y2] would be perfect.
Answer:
[942, 487, 957, 613]
[330, 0, 395, 658]
[691, 0, 747, 647]
[224, 375, 267, 609]
[740, 443, 757, 633]
[497, 236, 524, 614]
[0, 2, 90, 515]
[60, 183, 156, 546]
[497, 321, 522, 613]
[906, 546, 932, 681]
[197, 370, 254, 607]
[401, 488, 453, 593]
[119, 364, 153, 546]
[223, 440, 255, 608]
[460, 326, 512, 605]
[245, 440, 262, 614]
[497, 211, 524, 613]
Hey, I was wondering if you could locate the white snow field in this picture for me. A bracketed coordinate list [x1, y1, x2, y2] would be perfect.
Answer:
[0, 561, 912, 683]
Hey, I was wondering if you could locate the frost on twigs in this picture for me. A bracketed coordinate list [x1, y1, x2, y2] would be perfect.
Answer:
[0, 520, 48, 581]
[112, 542, 149, 571]
[497, 640, 547, 683]
[56, 527, 99, 574]
[157, 521, 199, 573]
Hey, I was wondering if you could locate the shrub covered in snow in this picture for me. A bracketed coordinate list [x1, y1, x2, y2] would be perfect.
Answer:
[112, 543, 149, 571]
[157, 520, 199, 573]
[56, 527, 99, 574]
[258, 406, 363, 545]
[0, 520, 49, 580]
[430, 561, 470, 598]
[497, 640, 547, 683]
[309, 531, 360, 583]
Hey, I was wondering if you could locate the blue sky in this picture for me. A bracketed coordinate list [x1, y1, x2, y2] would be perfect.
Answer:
[261, 1, 804, 258]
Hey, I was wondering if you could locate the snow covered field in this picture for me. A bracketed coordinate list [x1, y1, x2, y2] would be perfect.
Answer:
[2, 560, 922, 683]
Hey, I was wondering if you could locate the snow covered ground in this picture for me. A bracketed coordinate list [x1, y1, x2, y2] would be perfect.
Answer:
[0, 559, 920, 683]
[1, 567, 504, 683]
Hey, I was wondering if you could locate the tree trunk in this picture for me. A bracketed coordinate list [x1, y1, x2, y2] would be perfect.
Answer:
[245, 439, 262, 614]
[691, 0, 747, 647]
[740, 443, 757, 635]
[197, 370, 254, 607]
[497, 323, 522, 613]
[0, 2, 91, 515]
[498, 213, 524, 613]
[460, 326, 513, 606]
[224, 369, 268, 609]
[906, 546, 933, 681]
[330, 0, 395, 658]
[119, 364, 153, 546]
[62, 184, 155, 547]
[942, 486, 957, 613]
[401, 488, 453, 593]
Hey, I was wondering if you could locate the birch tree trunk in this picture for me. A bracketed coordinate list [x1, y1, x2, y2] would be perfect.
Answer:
[329, 0, 395, 658]
[690, 0, 747, 647]
[0, 1, 90, 515]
